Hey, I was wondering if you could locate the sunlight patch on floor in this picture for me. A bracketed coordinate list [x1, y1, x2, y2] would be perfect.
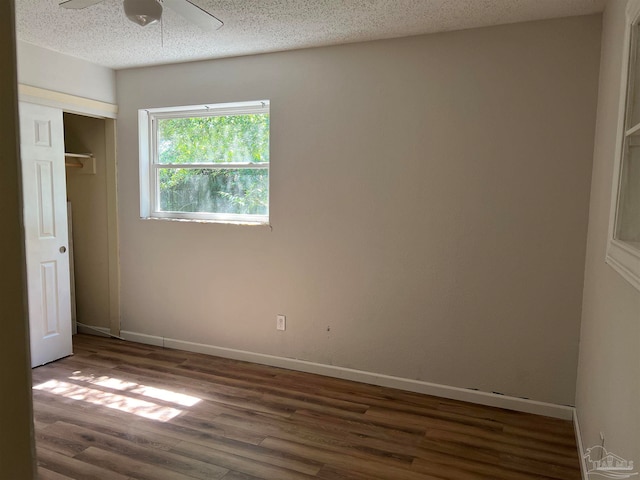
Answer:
[32, 377, 199, 421]
[70, 374, 201, 407]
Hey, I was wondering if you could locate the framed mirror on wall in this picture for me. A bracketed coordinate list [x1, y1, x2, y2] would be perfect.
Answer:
[607, 0, 640, 291]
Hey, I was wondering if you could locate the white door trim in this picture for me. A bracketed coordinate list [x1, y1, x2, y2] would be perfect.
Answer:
[18, 84, 118, 119]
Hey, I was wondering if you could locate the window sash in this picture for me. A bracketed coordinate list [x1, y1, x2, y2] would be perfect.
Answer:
[151, 166, 269, 218]
[141, 100, 270, 224]
[606, 1, 640, 291]
[151, 164, 269, 217]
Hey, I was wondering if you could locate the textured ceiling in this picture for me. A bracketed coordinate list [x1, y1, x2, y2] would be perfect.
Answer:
[15, 0, 606, 70]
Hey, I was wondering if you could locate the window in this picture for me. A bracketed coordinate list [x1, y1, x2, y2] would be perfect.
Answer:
[139, 100, 270, 224]
[608, 1, 640, 291]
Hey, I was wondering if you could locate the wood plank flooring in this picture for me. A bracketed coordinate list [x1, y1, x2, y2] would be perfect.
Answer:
[32, 334, 581, 479]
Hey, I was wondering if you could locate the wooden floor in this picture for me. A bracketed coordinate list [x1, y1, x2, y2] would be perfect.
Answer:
[32, 334, 581, 480]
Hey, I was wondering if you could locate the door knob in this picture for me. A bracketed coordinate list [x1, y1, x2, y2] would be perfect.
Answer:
[59, 246, 67, 253]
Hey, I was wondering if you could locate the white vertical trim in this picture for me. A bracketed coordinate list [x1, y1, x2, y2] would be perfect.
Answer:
[573, 409, 588, 480]
[67, 202, 77, 335]
[105, 119, 121, 337]
[138, 109, 151, 218]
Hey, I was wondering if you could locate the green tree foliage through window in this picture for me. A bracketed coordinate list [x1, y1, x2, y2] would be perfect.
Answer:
[156, 113, 269, 216]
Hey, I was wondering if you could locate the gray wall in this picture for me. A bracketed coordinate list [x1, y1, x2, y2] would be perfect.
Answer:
[0, 1, 35, 477]
[117, 15, 601, 405]
[576, 0, 640, 465]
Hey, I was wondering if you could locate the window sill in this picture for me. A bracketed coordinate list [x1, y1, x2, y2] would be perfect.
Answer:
[140, 216, 271, 228]
[606, 239, 640, 291]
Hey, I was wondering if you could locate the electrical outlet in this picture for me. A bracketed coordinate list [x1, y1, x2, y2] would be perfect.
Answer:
[277, 314, 286, 331]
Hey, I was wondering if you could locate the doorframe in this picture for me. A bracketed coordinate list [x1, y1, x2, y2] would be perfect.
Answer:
[19, 84, 121, 336]
[105, 118, 120, 336]
[18, 84, 117, 119]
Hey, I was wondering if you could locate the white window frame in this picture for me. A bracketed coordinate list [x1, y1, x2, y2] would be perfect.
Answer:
[607, 0, 640, 291]
[139, 100, 270, 225]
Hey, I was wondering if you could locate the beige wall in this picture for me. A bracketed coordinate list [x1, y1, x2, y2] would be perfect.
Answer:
[117, 15, 601, 405]
[0, 1, 36, 477]
[576, 0, 640, 465]
[65, 113, 111, 329]
[17, 41, 116, 104]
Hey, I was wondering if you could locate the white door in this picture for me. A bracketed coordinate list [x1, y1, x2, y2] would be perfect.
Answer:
[19, 102, 73, 367]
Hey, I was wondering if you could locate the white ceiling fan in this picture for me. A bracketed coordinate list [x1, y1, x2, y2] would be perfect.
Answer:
[59, 0, 223, 30]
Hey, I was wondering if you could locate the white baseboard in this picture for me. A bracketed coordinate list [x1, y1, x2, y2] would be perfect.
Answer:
[77, 324, 112, 337]
[119, 330, 573, 420]
[120, 330, 164, 346]
[573, 409, 588, 480]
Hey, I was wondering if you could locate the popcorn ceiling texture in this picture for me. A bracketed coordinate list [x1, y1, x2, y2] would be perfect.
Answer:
[16, 0, 605, 69]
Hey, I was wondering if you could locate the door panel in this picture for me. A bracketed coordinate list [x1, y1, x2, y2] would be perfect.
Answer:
[41, 261, 60, 336]
[19, 102, 72, 367]
[36, 160, 56, 237]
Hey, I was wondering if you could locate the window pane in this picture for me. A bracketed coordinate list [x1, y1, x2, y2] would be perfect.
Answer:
[158, 168, 268, 215]
[157, 114, 269, 164]
[616, 133, 640, 249]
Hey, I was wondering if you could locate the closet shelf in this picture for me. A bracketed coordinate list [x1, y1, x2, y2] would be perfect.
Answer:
[64, 153, 95, 173]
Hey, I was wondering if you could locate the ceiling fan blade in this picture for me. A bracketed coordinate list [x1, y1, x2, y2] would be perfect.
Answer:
[59, 0, 104, 8]
[162, 0, 223, 31]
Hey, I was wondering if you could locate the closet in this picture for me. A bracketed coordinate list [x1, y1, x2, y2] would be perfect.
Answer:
[64, 112, 115, 337]
[19, 100, 118, 367]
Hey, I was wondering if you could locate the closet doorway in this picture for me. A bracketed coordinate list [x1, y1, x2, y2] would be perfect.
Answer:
[64, 112, 119, 341]
[19, 94, 119, 367]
